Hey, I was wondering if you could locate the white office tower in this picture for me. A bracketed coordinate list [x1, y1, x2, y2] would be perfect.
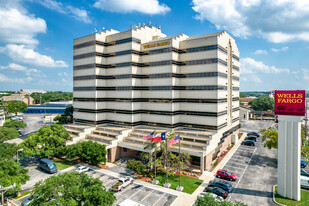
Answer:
[72, 26, 240, 171]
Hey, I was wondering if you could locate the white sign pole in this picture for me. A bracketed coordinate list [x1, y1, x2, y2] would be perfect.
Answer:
[277, 115, 302, 201]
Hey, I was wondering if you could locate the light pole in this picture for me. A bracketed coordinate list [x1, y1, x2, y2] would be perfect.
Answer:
[0, 183, 16, 205]
[16, 148, 23, 163]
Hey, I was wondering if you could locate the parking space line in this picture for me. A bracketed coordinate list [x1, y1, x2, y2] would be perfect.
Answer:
[228, 147, 257, 201]
[140, 190, 154, 203]
[153, 193, 167, 206]
[128, 185, 144, 200]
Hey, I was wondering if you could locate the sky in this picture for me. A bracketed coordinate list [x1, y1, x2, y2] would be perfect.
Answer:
[0, 0, 308, 92]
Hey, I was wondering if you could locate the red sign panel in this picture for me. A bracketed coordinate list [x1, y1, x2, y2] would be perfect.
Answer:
[275, 90, 306, 116]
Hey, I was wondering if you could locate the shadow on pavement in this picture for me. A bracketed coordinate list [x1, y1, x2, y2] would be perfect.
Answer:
[249, 154, 277, 168]
[232, 187, 273, 198]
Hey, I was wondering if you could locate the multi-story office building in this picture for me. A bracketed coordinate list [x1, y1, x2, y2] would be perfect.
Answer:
[72, 26, 240, 171]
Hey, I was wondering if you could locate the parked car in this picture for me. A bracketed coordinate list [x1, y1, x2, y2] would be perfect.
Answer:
[204, 186, 228, 199]
[209, 179, 233, 192]
[301, 161, 307, 168]
[241, 139, 255, 146]
[39, 159, 58, 174]
[17, 128, 22, 135]
[247, 132, 260, 137]
[111, 176, 134, 191]
[301, 169, 309, 177]
[245, 136, 257, 142]
[301, 176, 309, 189]
[216, 169, 237, 181]
[76, 166, 92, 173]
[197, 192, 224, 201]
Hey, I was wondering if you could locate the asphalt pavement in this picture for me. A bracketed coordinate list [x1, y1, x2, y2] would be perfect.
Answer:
[214, 120, 277, 206]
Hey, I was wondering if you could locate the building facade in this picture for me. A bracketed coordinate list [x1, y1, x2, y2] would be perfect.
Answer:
[72, 26, 240, 171]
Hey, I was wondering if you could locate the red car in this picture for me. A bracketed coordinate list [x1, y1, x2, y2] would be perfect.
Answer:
[216, 169, 237, 181]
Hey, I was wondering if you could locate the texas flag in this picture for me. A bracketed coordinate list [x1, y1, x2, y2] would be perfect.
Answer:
[152, 132, 166, 142]
[142, 131, 155, 140]
[168, 135, 180, 145]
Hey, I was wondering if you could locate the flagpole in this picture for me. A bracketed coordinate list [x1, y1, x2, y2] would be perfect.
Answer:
[166, 131, 168, 186]
[178, 132, 181, 188]
[154, 148, 156, 181]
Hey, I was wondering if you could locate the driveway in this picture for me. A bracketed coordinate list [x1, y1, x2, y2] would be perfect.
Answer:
[86, 170, 177, 206]
[213, 120, 277, 206]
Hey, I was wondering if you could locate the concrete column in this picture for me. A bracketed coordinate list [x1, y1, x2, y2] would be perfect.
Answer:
[200, 155, 204, 173]
[277, 115, 302, 201]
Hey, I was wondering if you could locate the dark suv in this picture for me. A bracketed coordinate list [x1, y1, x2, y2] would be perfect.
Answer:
[204, 186, 228, 199]
[209, 180, 233, 192]
[247, 132, 260, 137]
[245, 136, 257, 142]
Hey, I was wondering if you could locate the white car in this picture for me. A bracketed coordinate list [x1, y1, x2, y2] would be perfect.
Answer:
[197, 192, 223, 201]
[76, 166, 91, 173]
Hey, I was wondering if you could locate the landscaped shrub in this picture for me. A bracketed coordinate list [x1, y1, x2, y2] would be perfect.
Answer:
[126, 159, 146, 174]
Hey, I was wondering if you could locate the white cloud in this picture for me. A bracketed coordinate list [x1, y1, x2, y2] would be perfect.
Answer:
[0, 73, 32, 83]
[254, 50, 268, 55]
[58, 72, 68, 77]
[192, 0, 309, 43]
[0, 44, 68, 68]
[271, 46, 289, 52]
[240, 57, 290, 74]
[0, 0, 46, 46]
[0, 63, 27, 71]
[94, 0, 170, 15]
[33, 0, 91, 23]
[252, 76, 262, 83]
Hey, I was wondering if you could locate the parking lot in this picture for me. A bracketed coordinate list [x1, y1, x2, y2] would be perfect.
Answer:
[85, 170, 177, 206]
[211, 120, 277, 206]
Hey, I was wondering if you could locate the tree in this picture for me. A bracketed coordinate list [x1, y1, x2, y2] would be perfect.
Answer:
[54, 106, 73, 124]
[20, 124, 70, 158]
[30, 172, 115, 206]
[196, 193, 248, 206]
[0, 159, 30, 193]
[3, 119, 27, 129]
[31, 91, 73, 104]
[249, 96, 274, 111]
[142, 131, 191, 173]
[260, 127, 278, 149]
[6, 100, 28, 115]
[0, 143, 22, 159]
[0, 127, 20, 142]
[62, 141, 107, 165]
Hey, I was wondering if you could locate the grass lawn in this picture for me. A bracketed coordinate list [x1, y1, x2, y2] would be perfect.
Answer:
[53, 159, 75, 171]
[14, 190, 31, 199]
[275, 186, 309, 205]
[155, 173, 202, 194]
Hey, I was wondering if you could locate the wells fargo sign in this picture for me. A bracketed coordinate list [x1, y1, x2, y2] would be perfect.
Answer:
[143, 41, 170, 49]
[275, 90, 305, 116]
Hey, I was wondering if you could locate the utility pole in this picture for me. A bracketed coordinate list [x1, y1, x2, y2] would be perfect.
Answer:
[0, 183, 16, 205]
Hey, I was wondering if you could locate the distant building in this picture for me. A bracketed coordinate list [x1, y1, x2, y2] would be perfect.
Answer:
[0, 89, 35, 105]
[240, 97, 256, 107]
[23, 89, 47, 94]
[23, 102, 72, 114]
[240, 106, 254, 121]
[0, 109, 5, 126]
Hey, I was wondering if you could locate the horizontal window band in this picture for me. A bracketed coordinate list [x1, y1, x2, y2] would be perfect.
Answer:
[73, 58, 228, 70]
[73, 72, 228, 80]
[73, 97, 240, 103]
[74, 108, 228, 117]
[73, 85, 228, 91]
[232, 65, 239, 71]
[74, 119, 228, 130]
[232, 54, 239, 62]
[232, 76, 239, 81]
[74, 38, 141, 49]
[232, 87, 239, 91]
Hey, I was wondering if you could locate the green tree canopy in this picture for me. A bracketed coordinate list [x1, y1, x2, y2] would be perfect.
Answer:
[20, 124, 70, 158]
[0, 127, 20, 142]
[6, 100, 28, 115]
[196, 193, 247, 206]
[0, 143, 22, 159]
[62, 140, 107, 165]
[30, 172, 115, 206]
[31, 91, 73, 104]
[3, 119, 27, 129]
[0, 159, 30, 193]
[260, 127, 278, 149]
[249, 96, 274, 111]
[54, 106, 73, 124]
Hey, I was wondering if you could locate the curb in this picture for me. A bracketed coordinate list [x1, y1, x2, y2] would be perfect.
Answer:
[273, 185, 286, 206]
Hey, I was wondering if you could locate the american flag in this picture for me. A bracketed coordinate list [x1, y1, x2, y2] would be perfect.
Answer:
[142, 131, 155, 140]
[168, 135, 180, 145]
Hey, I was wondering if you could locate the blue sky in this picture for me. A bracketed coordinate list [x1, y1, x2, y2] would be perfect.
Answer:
[0, 0, 308, 92]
